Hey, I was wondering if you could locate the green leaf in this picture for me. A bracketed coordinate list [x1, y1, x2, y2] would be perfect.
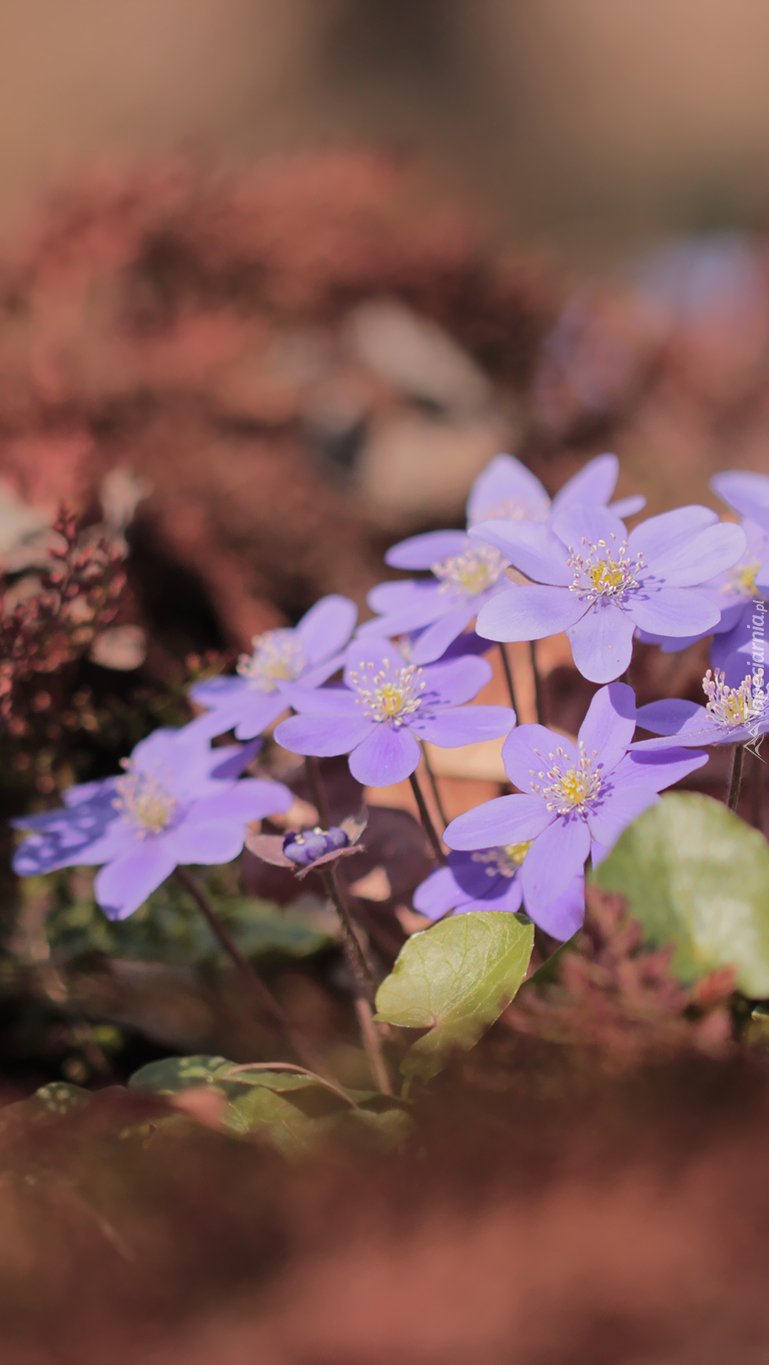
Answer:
[593, 791, 769, 997]
[128, 1055, 228, 1094]
[375, 911, 534, 1084]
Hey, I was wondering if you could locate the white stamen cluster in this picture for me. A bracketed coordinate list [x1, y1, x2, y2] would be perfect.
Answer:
[348, 660, 426, 725]
[529, 740, 602, 814]
[468, 498, 546, 526]
[237, 629, 307, 692]
[113, 760, 179, 836]
[432, 544, 507, 598]
[567, 533, 643, 603]
[703, 668, 767, 729]
[471, 842, 533, 878]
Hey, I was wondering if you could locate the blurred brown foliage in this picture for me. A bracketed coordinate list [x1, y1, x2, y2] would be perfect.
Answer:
[0, 151, 553, 650]
[2, 1047, 769, 1362]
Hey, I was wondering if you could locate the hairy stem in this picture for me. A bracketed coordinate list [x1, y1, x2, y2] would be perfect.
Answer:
[751, 747, 764, 831]
[175, 866, 329, 1078]
[319, 868, 377, 1000]
[498, 642, 519, 718]
[529, 640, 546, 725]
[409, 770, 447, 865]
[727, 743, 746, 812]
[306, 755, 331, 828]
[420, 741, 449, 830]
[319, 868, 392, 1096]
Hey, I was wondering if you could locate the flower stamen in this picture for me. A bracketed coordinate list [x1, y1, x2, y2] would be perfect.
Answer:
[567, 533, 643, 605]
[703, 668, 767, 729]
[432, 544, 507, 598]
[113, 760, 179, 836]
[349, 660, 426, 725]
[529, 741, 602, 814]
[237, 629, 307, 692]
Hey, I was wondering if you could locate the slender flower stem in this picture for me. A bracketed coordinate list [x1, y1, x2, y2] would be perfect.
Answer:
[419, 741, 449, 830]
[751, 748, 764, 831]
[409, 770, 447, 865]
[175, 866, 329, 1078]
[306, 755, 331, 828]
[319, 868, 392, 1096]
[319, 868, 377, 1000]
[727, 743, 746, 811]
[529, 640, 546, 725]
[498, 642, 519, 718]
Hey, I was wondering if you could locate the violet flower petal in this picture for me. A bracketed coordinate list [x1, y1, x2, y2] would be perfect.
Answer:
[567, 604, 635, 683]
[502, 724, 578, 793]
[366, 579, 445, 615]
[477, 584, 586, 642]
[550, 452, 619, 516]
[551, 500, 627, 551]
[408, 602, 478, 665]
[610, 495, 646, 518]
[612, 747, 708, 791]
[348, 724, 421, 786]
[385, 530, 470, 569]
[187, 778, 293, 825]
[629, 588, 720, 638]
[167, 818, 251, 866]
[276, 681, 360, 716]
[645, 522, 747, 587]
[419, 654, 493, 705]
[711, 470, 769, 528]
[627, 505, 717, 561]
[295, 595, 358, 665]
[274, 712, 374, 757]
[467, 453, 550, 525]
[411, 704, 515, 747]
[529, 874, 585, 941]
[578, 680, 637, 774]
[95, 843, 179, 921]
[634, 698, 707, 737]
[586, 785, 660, 849]
[469, 519, 572, 585]
[522, 818, 591, 910]
[444, 793, 552, 850]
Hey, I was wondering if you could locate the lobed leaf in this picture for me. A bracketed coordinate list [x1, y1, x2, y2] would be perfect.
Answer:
[375, 911, 534, 1084]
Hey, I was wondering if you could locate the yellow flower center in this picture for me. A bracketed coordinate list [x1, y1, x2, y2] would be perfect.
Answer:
[237, 629, 307, 692]
[349, 660, 426, 726]
[113, 761, 179, 837]
[703, 668, 766, 729]
[432, 545, 507, 598]
[529, 741, 602, 815]
[567, 533, 643, 602]
[472, 842, 533, 878]
[724, 557, 761, 599]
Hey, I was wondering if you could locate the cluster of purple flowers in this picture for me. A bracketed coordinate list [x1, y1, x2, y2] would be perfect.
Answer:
[11, 450, 766, 945]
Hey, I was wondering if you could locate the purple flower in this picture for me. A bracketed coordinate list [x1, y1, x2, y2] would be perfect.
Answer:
[273, 638, 515, 787]
[245, 815, 366, 879]
[12, 726, 293, 919]
[467, 450, 646, 526]
[444, 682, 707, 917]
[634, 664, 769, 750]
[470, 503, 746, 684]
[711, 469, 769, 535]
[636, 516, 769, 660]
[190, 595, 357, 739]
[358, 453, 644, 666]
[413, 849, 585, 941]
